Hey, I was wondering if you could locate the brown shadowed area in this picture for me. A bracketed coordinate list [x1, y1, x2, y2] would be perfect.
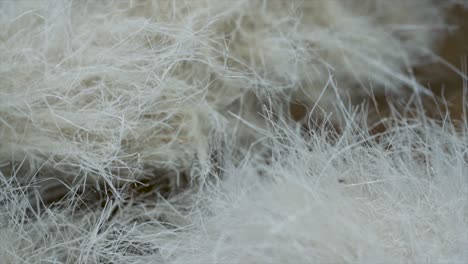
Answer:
[413, 4, 468, 121]
[382, 6, 468, 120]
[290, 5, 468, 129]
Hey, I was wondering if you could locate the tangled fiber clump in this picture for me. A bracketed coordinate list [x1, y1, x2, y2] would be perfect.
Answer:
[1, 101, 467, 263]
[0, 0, 467, 263]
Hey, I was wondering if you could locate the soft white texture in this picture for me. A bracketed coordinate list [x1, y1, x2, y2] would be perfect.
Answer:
[1, 100, 467, 263]
[0, 0, 453, 186]
[1, 0, 467, 263]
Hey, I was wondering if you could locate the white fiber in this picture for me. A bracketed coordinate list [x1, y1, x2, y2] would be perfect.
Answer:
[2, 98, 467, 263]
[0, 0, 466, 263]
[0, 0, 452, 185]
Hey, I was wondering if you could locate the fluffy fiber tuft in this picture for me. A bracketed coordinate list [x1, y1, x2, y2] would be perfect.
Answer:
[1, 97, 467, 263]
[0, 0, 454, 186]
[1, 0, 467, 263]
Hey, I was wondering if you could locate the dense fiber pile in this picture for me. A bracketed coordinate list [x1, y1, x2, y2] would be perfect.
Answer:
[1, 0, 467, 263]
